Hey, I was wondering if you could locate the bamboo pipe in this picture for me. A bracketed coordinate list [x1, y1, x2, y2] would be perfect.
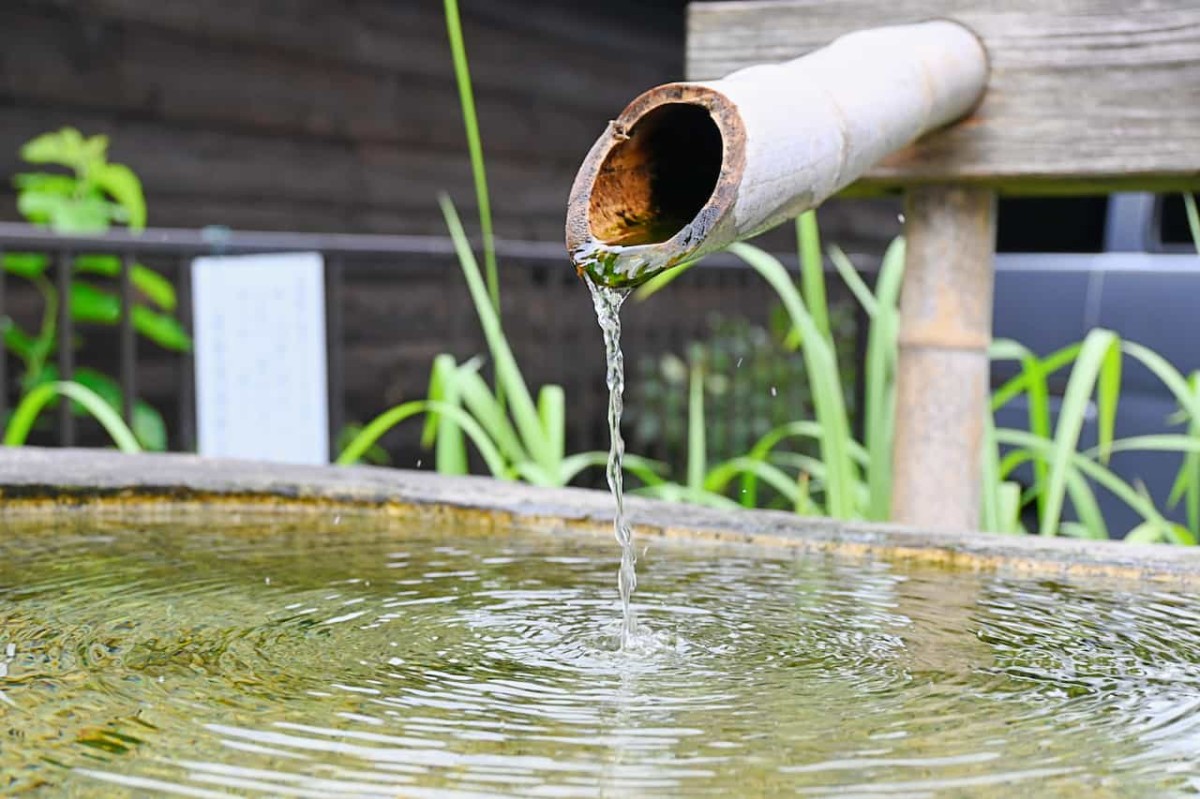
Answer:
[566, 20, 989, 287]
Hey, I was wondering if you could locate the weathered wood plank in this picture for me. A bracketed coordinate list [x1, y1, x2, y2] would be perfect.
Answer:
[0, 106, 570, 237]
[9, 0, 674, 119]
[687, 0, 1200, 191]
[0, 6, 611, 159]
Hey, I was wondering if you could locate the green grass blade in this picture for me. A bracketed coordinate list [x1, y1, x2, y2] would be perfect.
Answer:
[1065, 468, 1109, 540]
[632, 259, 699, 302]
[635, 482, 743, 510]
[538, 384, 566, 473]
[337, 398, 508, 477]
[1186, 374, 1200, 535]
[435, 361, 468, 475]
[421, 353, 463, 449]
[1038, 329, 1119, 536]
[997, 481, 1024, 534]
[456, 367, 527, 464]
[980, 412, 1001, 532]
[560, 451, 667, 486]
[827, 245, 878, 317]
[997, 427, 1177, 540]
[796, 212, 830, 342]
[1084, 434, 1200, 457]
[729, 242, 859, 519]
[440, 195, 552, 472]
[1184, 193, 1200, 256]
[1096, 337, 1122, 464]
[863, 236, 905, 520]
[687, 350, 706, 491]
[443, 0, 497, 313]
[703, 456, 802, 506]
[5, 380, 141, 452]
[1121, 341, 1199, 419]
[990, 338, 1052, 515]
[991, 341, 1082, 411]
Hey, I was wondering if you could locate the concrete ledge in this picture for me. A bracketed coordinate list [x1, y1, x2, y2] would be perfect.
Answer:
[3, 447, 1200, 584]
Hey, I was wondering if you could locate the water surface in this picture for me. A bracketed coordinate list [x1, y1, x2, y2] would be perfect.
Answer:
[2, 513, 1200, 796]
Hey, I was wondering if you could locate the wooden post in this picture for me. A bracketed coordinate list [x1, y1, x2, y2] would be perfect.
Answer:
[892, 187, 996, 531]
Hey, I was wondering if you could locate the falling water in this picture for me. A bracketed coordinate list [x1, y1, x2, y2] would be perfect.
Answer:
[587, 278, 637, 646]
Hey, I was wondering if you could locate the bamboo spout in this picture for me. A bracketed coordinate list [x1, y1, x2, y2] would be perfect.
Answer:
[566, 20, 988, 287]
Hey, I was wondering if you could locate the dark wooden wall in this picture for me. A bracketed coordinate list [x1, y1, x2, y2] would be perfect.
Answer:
[0, 0, 684, 240]
[0, 0, 891, 479]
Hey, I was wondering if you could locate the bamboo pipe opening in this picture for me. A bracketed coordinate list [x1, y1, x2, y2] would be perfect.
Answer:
[587, 103, 724, 247]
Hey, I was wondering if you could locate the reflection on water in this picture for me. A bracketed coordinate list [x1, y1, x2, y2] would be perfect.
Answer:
[1, 514, 1199, 796]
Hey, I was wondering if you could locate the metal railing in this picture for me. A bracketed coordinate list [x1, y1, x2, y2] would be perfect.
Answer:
[0, 222, 804, 468]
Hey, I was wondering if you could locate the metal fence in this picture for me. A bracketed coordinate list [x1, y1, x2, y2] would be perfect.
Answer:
[0, 222, 851, 478]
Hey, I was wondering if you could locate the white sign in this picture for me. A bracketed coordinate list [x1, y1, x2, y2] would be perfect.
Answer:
[192, 252, 329, 464]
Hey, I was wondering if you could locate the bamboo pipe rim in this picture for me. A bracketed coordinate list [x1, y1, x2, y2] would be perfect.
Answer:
[565, 83, 747, 285]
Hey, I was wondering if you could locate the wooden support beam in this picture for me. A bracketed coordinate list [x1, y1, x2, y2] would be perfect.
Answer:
[892, 186, 996, 531]
[687, 0, 1200, 194]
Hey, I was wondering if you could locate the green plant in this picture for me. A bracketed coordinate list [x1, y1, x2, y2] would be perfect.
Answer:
[628, 307, 856, 484]
[634, 208, 1200, 543]
[4, 128, 190, 449]
[338, 4, 659, 487]
[339, 198, 662, 486]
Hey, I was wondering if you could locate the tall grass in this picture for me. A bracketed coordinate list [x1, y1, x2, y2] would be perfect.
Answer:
[443, 0, 498, 313]
[634, 204, 1200, 542]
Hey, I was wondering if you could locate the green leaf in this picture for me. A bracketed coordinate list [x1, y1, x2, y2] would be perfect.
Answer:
[96, 163, 147, 231]
[3, 252, 49, 278]
[72, 254, 121, 277]
[13, 172, 76, 195]
[132, 306, 192, 351]
[81, 133, 110, 169]
[70, 282, 121, 324]
[20, 128, 87, 168]
[3, 322, 38, 360]
[74, 256, 177, 311]
[131, 265, 176, 311]
[16, 191, 70, 226]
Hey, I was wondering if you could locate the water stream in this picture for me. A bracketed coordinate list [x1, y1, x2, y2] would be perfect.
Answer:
[587, 278, 638, 647]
